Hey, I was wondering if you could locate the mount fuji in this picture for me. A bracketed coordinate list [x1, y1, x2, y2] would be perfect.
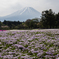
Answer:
[0, 7, 41, 22]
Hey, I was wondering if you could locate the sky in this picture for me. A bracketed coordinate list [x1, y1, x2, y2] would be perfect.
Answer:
[0, 0, 59, 16]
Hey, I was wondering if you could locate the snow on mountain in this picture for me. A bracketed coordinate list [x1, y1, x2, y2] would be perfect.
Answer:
[0, 7, 41, 22]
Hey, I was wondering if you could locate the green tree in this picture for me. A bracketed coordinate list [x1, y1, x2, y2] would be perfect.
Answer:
[25, 19, 39, 29]
[0, 21, 1, 28]
[55, 13, 59, 28]
[41, 9, 55, 28]
[25, 19, 32, 29]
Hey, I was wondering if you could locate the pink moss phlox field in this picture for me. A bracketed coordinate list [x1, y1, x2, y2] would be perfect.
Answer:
[0, 29, 59, 59]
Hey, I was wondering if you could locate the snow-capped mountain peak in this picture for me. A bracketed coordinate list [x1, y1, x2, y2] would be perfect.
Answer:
[0, 7, 41, 21]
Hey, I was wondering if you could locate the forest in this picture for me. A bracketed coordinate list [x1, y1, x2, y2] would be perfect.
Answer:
[0, 9, 59, 30]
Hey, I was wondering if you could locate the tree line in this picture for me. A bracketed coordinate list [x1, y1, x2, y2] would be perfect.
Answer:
[40, 9, 59, 28]
[0, 9, 59, 30]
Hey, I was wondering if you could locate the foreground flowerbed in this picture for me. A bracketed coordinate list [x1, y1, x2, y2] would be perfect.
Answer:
[0, 29, 59, 59]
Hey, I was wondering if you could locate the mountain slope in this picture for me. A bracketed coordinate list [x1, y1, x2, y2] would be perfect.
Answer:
[0, 7, 41, 21]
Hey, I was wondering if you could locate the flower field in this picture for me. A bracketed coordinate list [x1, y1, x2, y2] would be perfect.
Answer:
[0, 29, 59, 59]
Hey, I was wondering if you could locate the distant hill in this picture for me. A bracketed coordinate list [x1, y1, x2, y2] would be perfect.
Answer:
[0, 7, 41, 22]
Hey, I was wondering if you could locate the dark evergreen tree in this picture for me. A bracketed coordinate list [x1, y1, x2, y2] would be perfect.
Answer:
[0, 21, 1, 28]
[55, 13, 59, 28]
[41, 9, 55, 28]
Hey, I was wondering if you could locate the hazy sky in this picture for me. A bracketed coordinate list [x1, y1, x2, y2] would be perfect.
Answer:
[0, 0, 59, 16]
